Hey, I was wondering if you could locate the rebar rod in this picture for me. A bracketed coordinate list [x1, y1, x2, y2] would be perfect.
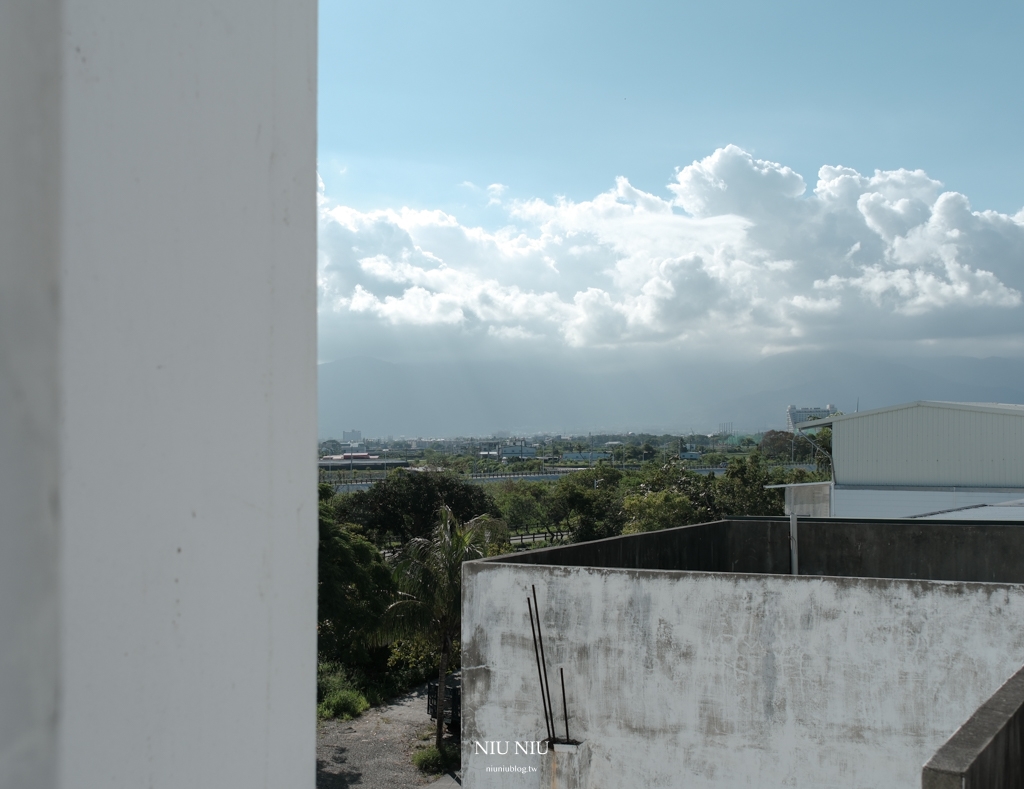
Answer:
[560, 667, 570, 743]
[527, 597, 553, 741]
[532, 585, 555, 740]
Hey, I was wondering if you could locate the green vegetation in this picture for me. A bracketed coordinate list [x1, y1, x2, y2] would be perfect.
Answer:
[315, 453, 826, 724]
[412, 743, 461, 774]
[331, 469, 497, 544]
[383, 506, 490, 750]
[316, 662, 370, 720]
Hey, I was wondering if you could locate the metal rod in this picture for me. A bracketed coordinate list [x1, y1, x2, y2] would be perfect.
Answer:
[527, 597, 553, 741]
[532, 585, 555, 740]
[560, 667, 570, 743]
[790, 513, 799, 576]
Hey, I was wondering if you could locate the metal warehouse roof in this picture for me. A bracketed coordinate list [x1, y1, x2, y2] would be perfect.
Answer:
[795, 400, 1024, 430]
[912, 498, 1024, 521]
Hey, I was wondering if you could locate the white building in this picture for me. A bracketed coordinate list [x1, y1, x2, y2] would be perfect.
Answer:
[785, 403, 837, 431]
[795, 400, 1024, 518]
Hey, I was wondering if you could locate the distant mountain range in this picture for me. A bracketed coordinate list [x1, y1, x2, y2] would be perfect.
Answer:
[318, 354, 1024, 438]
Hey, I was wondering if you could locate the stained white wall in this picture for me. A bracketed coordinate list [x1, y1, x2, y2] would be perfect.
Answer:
[0, 4, 62, 788]
[0, 2, 318, 787]
[463, 563, 1024, 789]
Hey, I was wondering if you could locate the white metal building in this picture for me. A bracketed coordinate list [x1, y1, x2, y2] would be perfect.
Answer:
[796, 401, 1024, 518]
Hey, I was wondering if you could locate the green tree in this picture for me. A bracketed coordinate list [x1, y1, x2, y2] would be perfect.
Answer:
[621, 489, 695, 534]
[493, 480, 552, 535]
[334, 469, 497, 543]
[807, 426, 833, 474]
[759, 430, 815, 462]
[717, 454, 785, 516]
[383, 506, 487, 750]
[317, 502, 394, 665]
[548, 466, 624, 542]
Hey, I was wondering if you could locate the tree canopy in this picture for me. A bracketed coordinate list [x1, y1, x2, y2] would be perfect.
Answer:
[331, 469, 497, 543]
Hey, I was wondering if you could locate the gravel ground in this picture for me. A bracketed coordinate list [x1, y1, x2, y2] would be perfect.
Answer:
[316, 683, 460, 789]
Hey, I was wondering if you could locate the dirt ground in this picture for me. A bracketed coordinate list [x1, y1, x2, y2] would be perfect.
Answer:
[316, 683, 459, 789]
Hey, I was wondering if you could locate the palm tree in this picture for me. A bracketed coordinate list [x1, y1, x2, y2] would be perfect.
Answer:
[384, 506, 498, 750]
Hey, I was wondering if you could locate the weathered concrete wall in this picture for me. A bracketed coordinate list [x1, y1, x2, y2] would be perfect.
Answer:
[796, 519, 1024, 583]
[502, 518, 1024, 584]
[923, 665, 1024, 789]
[463, 563, 1024, 789]
[502, 520, 791, 574]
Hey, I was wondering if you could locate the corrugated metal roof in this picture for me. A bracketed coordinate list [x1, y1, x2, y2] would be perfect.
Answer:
[913, 498, 1024, 521]
[795, 400, 1024, 429]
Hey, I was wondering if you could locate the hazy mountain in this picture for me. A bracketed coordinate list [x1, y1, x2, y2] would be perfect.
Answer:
[318, 354, 1024, 438]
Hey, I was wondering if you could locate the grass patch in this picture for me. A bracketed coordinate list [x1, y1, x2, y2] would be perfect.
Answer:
[412, 743, 461, 774]
[317, 662, 370, 721]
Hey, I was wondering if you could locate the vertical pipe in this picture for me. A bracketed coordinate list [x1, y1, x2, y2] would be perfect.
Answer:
[527, 598, 553, 741]
[790, 512, 799, 576]
[532, 585, 555, 738]
[560, 667, 570, 743]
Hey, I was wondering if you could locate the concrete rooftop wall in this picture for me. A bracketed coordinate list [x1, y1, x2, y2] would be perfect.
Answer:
[503, 517, 1024, 584]
[463, 562, 1024, 789]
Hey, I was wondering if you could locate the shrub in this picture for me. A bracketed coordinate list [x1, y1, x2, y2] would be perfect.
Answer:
[412, 743, 461, 774]
[316, 662, 370, 721]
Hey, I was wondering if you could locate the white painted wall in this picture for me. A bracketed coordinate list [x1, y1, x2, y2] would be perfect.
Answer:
[832, 487, 1024, 518]
[0, 5, 62, 787]
[1, 2, 317, 787]
[463, 563, 1024, 789]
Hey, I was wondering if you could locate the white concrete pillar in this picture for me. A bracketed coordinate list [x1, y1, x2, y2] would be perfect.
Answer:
[1, 1, 318, 786]
[0, 4, 63, 788]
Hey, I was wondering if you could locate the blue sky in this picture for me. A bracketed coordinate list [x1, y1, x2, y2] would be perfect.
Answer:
[315, 0, 1024, 433]
[319, 0, 1024, 218]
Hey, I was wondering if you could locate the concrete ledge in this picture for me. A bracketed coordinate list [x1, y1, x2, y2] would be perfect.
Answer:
[540, 741, 589, 789]
[923, 664, 1024, 789]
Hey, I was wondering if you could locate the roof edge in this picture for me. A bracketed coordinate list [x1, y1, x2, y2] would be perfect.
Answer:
[795, 400, 1024, 429]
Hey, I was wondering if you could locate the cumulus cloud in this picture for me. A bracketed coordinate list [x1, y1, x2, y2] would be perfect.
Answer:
[317, 146, 1024, 356]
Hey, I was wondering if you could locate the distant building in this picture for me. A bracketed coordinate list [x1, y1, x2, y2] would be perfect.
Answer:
[561, 452, 611, 462]
[342, 429, 362, 442]
[679, 451, 702, 461]
[786, 403, 837, 431]
[501, 445, 537, 459]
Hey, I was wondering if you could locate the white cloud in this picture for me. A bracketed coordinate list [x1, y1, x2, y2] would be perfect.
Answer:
[486, 183, 507, 206]
[318, 146, 1024, 356]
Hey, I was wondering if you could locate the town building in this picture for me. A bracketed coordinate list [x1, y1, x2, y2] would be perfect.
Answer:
[462, 518, 1024, 788]
[561, 452, 612, 462]
[501, 445, 538, 459]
